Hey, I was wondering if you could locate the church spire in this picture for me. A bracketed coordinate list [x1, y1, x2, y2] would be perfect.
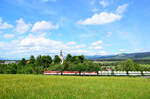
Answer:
[60, 50, 63, 57]
[59, 50, 64, 64]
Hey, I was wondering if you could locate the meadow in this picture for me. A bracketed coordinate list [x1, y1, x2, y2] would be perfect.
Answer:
[0, 75, 150, 99]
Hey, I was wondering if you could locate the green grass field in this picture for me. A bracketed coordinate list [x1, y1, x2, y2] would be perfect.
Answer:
[0, 75, 150, 99]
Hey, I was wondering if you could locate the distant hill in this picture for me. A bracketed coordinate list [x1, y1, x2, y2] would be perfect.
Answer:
[86, 52, 150, 60]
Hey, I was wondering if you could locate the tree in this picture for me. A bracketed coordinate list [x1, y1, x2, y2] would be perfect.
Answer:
[78, 55, 85, 63]
[0, 64, 7, 73]
[53, 55, 61, 64]
[46, 55, 52, 65]
[117, 59, 137, 75]
[7, 63, 17, 74]
[36, 55, 42, 66]
[65, 54, 72, 62]
[19, 58, 26, 66]
[29, 55, 35, 64]
[41, 55, 52, 68]
[72, 56, 80, 64]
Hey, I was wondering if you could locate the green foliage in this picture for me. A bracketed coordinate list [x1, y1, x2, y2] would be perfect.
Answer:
[54, 55, 61, 64]
[29, 55, 35, 64]
[65, 54, 72, 62]
[0, 63, 17, 74]
[71, 55, 85, 64]
[38, 55, 52, 68]
[49, 61, 101, 72]
[116, 59, 141, 74]
[72, 56, 80, 64]
[78, 55, 85, 63]
[36, 55, 43, 66]
[18, 58, 26, 66]
[48, 64, 64, 71]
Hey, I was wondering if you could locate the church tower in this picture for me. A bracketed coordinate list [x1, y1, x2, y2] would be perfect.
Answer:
[59, 50, 64, 64]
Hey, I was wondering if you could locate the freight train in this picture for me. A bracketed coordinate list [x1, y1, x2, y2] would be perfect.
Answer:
[44, 71, 150, 76]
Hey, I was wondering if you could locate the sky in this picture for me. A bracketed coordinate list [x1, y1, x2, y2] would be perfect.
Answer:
[0, 0, 150, 59]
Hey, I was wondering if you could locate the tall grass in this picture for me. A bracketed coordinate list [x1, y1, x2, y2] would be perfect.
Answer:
[0, 74, 150, 99]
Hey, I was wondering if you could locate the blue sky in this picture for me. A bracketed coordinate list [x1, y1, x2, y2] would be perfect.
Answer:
[0, 0, 149, 59]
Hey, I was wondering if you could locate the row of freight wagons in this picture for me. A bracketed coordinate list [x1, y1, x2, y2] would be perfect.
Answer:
[44, 71, 150, 76]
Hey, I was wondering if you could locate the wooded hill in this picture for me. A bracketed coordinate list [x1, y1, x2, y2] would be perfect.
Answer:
[86, 52, 150, 60]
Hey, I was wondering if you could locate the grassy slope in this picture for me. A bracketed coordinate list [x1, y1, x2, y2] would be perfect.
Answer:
[0, 75, 150, 99]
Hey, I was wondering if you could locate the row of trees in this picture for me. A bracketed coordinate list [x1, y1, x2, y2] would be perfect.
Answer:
[0, 54, 93, 74]
[0, 54, 150, 74]
[0, 55, 57, 74]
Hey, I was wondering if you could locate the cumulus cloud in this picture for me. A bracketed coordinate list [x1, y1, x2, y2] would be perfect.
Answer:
[78, 12, 121, 25]
[31, 21, 59, 32]
[99, 0, 109, 7]
[116, 4, 128, 14]
[119, 49, 126, 52]
[6, 34, 85, 55]
[0, 17, 13, 29]
[89, 40, 103, 50]
[15, 18, 31, 34]
[66, 41, 76, 45]
[20, 34, 62, 47]
[78, 4, 128, 25]
[0, 34, 107, 58]
[4, 34, 15, 39]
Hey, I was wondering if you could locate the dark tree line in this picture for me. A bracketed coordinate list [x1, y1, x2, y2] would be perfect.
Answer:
[0, 55, 53, 74]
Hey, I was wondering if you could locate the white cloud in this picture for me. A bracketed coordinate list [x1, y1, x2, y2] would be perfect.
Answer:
[92, 8, 98, 12]
[0, 17, 2, 23]
[18, 34, 86, 55]
[0, 17, 13, 29]
[116, 4, 128, 14]
[107, 32, 112, 37]
[119, 49, 126, 52]
[78, 4, 128, 25]
[99, 0, 109, 7]
[15, 18, 31, 34]
[31, 21, 59, 32]
[20, 34, 62, 47]
[4, 34, 15, 39]
[78, 12, 121, 25]
[118, 49, 145, 54]
[0, 34, 107, 57]
[66, 41, 76, 45]
[89, 40, 103, 50]
[91, 40, 103, 46]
